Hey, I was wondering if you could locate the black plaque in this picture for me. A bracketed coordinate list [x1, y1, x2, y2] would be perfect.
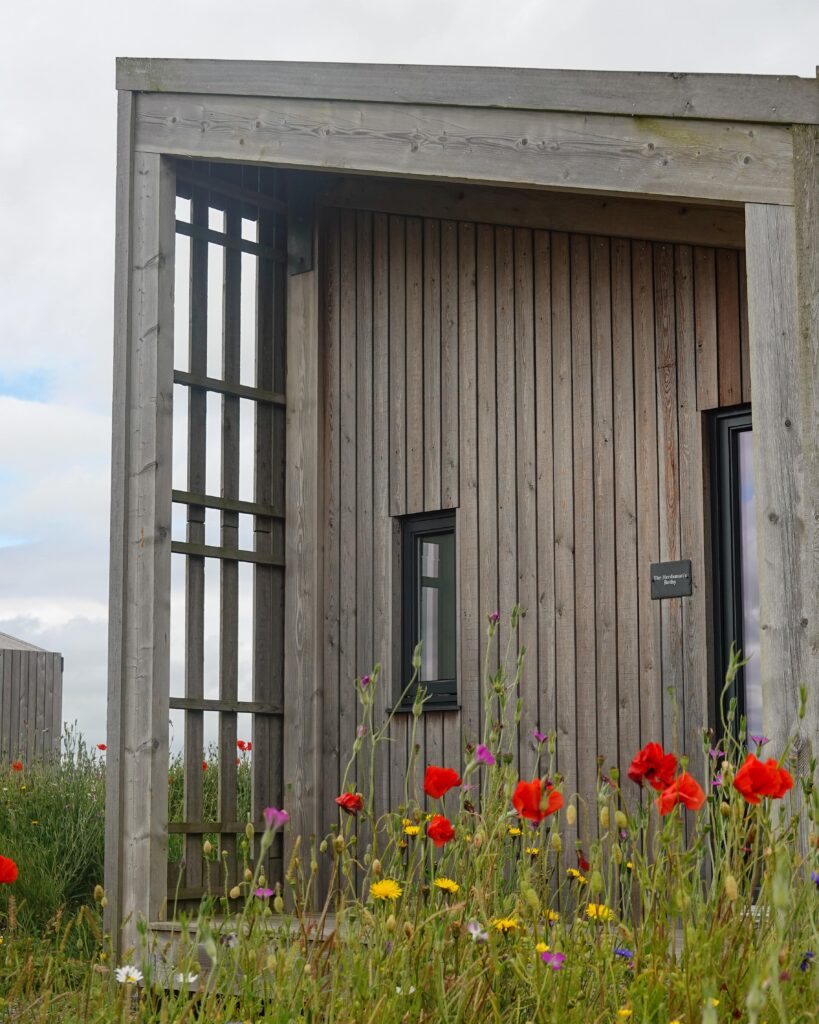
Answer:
[650, 559, 693, 599]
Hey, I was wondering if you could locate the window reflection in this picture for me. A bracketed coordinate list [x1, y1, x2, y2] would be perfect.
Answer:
[416, 532, 455, 684]
[738, 430, 762, 737]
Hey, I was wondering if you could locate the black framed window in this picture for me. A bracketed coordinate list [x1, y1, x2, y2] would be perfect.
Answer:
[400, 511, 457, 709]
[711, 406, 762, 738]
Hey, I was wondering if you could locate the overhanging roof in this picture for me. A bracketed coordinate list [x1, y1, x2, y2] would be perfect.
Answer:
[117, 58, 819, 126]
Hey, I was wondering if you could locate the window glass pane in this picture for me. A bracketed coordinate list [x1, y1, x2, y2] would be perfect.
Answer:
[738, 430, 762, 737]
[416, 530, 456, 683]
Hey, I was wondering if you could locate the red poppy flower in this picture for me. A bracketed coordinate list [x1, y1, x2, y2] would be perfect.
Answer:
[426, 814, 455, 847]
[335, 792, 364, 816]
[235, 758, 241, 765]
[237, 740, 252, 752]
[512, 779, 564, 823]
[627, 742, 677, 792]
[202, 761, 208, 771]
[577, 850, 591, 873]
[0, 855, 18, 884]
[655, 772, 706, 815]
[11, 761, 23, 772]
[733, 753, 794, 805]
[423, 765, 462, 799]
[96, 743, 107, 751]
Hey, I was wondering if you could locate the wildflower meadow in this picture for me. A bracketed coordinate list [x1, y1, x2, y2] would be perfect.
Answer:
[1, 611, 818, 1022]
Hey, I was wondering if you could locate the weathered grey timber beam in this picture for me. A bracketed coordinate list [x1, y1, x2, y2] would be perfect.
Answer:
[317, 174, 746, 248]
[104, 148, 175, 957]
[132, 93, 793, 205]
[283, 211, 323, 901]
[116, 58, 819, 126]
[745, 198, 818, 801]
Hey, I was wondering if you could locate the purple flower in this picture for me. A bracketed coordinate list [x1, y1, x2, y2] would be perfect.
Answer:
[709, 748, 725, 761]
[356, 724, 368, 739]
[811, 871, 819, 889]
[467, 920, 488, 943]
[712, 774, 723, 787]
[541, 951, 566, 970]
[360, 674, 372, 688]
[476, 744, 496, 767]
[254, 887, 273, 898]
[750, 735, 770, 748]
[532, 730, 548, 744]
[614, 947, 633, 959]
[488, 611, 500, 625]
[263, 807, 289, 830]
[799, 950, 815, 972]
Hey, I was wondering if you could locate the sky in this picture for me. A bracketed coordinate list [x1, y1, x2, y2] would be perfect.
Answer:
[0, 0, 816, 747]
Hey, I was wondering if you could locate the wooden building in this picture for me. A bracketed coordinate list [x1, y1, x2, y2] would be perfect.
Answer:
[105, 58, 819, 952]
[0, 631, 63, 762]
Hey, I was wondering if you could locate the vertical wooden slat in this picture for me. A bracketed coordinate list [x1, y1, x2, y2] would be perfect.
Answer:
[716, 249, 742, 408]
[0, 653, 7, 759]
[495, 226, 518, 752]
[26, 653, 38, 760]
[633, 242, 662, 751]
[551, 232, 577, 839]
[441, 221, 460, 512]
[458, 223, 481, 748]
[654, 243, 684, 753]
[675, 244, 709, 783]
[423, 219, 442, 511]
[218, 210, 242, 886]
[738, 251, 752, 404]
[590, 237, 618, 776]
[371, 213, 392, 819]
[533, 231, 556, 759]
[612, 239, 640, 776]
[9, 652, 21, 759]
[477, 225, 499, 688]
[49, 654, 61, 758]
[694, 247, 719, 411]
[105, 149, 174, 953]
[338, 209, 358, 809]
[183, 188, 208, 893]
[514, 228, 538, 766]
[570, 234, 597, 840]
[320, 208, 341, 886]
[406, 218, 425, 516]
[35, 652, 46, 758]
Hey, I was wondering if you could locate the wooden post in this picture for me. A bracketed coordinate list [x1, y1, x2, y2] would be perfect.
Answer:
[105, 94, 175, 956]
[744, 183, 818, 785]
[283, 206, 323, 889]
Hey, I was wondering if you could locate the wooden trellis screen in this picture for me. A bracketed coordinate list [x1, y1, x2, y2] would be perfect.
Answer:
[169, 161, 286, 903]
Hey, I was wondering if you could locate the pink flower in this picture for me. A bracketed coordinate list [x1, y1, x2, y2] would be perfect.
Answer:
[254, 887, 273, 898]
[263, 807, 289, 830]
[532, 730, 548, 744]
[541, 950, 566, 970]
[475, 744, 496, 766]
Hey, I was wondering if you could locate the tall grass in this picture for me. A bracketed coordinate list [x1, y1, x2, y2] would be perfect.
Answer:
[1, 612, 818, 1022]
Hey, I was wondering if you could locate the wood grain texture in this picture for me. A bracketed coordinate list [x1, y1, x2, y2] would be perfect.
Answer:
[694, 248, 719, 410]
[320, 176, 746, 249]
[119, 57, 819, 126]
[441, 221, 460, 511]
[405, 218, 424, 514]
[134, 93, 794, 206]
[0, 648, 62, 761]
[423, 219, 442, 512]
[716, 249, 742, 408]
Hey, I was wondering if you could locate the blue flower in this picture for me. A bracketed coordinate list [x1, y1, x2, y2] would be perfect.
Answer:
[614, 946, 634, 959]
[799, 950, 815, 972]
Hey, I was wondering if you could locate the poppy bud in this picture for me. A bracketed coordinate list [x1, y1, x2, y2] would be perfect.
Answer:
[599, 807, 610, 830]
[612, 845, 623, 864]
[334, 835, 345, 854]
[614, 810, 628, 830]
[274, 895, 284, 914]
[566, 804, 577, 826]
[386, 914, 397, 932]
[100, 896, 108, 908]
[473, 830, 484, 848]
[403, 921, 414, 939]
[320, 839, 328, 854]
[93, 885, 105, 903]
[361, 909, 375, 929]
[590, 870, 604, 894]
[550, 832, 562, 853]
[724, 874, 738, 902]
[229, 885, 241, 900]
[258, 874, 266, 887]
[720, 802, 731, 817]
[245, 822, 255, 841]
[244, 868, 253, 881]
[203, 840, 213, 856]
[521, 883, 539, 913]
[372, 858, 382, 877]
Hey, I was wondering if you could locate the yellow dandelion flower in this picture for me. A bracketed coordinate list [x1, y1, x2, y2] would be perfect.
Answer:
[433, 877, 460, 895]
[524, 846, 540, 856]
[403, 824, 420, 836]
[370, 878, 402, 902]
[626, 861, 633, 871]
[669, 1019, 682, 1024]
[585, 903, 614, 922]
[567, 868, 587, 884]
[535, 941, 550, 955]
[401, 817, 413, 827]
[507, 826, 522, 837]
[398, 839, 408, 849]
[709, 999, 720, 1008]
[491, 917, 518, 933]
[544, 909, 560, 923]
[617, 1009, 632, 1019]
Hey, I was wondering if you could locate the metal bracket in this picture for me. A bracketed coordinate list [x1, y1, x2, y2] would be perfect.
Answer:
[286, 173, 320, 275]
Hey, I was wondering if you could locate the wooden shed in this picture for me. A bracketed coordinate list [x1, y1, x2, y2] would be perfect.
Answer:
[0, 631, 63, 762]
[105, 58, 819, 952]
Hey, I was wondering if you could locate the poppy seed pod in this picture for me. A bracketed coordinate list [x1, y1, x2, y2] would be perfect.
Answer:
[612, 845, 623, 864]
[229, 885, 241, 900]
[599, 806, 610, 830]
[614, 810, 628, 830]
[550, 832, 562, 853]
[274, 895, 284, 914]
[566, 804, 577, 826]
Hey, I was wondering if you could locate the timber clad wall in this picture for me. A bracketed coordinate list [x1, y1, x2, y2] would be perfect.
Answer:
[0, 646, 63, 761]
[319, 205, 749, 843]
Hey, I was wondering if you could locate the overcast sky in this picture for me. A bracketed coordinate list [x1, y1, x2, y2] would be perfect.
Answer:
[1, 0, 816, 747]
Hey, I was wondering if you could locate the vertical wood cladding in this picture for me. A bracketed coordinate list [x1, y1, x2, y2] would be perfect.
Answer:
[320, 207, 747, 844]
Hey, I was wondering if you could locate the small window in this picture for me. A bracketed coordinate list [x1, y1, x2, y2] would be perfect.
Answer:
[400, 511, 457, 709]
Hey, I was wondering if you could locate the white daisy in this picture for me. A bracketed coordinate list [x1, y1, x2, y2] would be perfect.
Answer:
[175, 971, 199, 986]
[115, 964, 143, 985]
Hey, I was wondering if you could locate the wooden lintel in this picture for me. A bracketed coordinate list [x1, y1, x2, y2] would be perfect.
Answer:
[117, 58, 819, 126]
[318, 175, 746, 249]
[133, 93, 793, 206]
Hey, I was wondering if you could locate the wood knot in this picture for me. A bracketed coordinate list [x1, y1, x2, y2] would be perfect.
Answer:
[768, 511, 779, 524]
